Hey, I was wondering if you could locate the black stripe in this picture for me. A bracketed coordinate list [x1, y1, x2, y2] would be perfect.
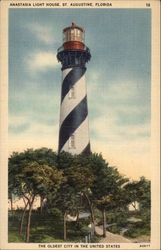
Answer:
[61, 67, 86, 103]
[58, 96, 88, 153]
[81, 142, 91, 155]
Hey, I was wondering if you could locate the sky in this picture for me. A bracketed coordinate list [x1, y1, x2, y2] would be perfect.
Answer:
[9, 8, 151, 180]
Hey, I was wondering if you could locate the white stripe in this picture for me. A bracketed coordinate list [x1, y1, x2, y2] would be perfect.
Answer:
[60, 74, 86, 127]
[60, 116, 90, 154]
[62, 68, 72, 81]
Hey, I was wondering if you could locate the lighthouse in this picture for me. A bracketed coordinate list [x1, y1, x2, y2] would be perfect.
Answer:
[57, 22, 91, 154]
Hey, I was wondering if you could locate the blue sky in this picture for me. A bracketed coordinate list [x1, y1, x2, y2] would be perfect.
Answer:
[9, 8, 151, 179]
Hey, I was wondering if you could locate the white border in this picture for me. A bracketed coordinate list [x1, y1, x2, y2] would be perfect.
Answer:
[0, 1, 160, 249]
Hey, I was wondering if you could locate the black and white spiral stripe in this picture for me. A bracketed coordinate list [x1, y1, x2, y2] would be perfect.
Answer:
[58, 67, 90, 154]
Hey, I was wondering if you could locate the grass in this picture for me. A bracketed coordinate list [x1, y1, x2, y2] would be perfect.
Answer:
[8, 231, 25, 243]
[123, 209, 150, 240]
[8, 210, 98, 243]
[124, 221, 150, 239]
[8, 208, 151, 243]
[105, 208, 150, 241]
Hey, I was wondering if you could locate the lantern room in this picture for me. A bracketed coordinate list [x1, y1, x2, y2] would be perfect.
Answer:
[63, 22, 85, 51]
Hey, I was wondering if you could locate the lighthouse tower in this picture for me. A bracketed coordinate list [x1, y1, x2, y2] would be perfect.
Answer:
[57, 22, 91, 154]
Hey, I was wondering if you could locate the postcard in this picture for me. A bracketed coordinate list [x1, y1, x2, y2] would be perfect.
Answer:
[0, 0, 160, 249]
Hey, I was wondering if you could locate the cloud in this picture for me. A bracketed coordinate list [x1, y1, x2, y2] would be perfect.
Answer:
[88, 74, 143, 105]
[92, 139, 151, 181]
[8, 115, 59, 154]
[27, 23, 57, 45]
[90, 113, 150, 144]
[9, 115, 28, 127]
[86, 72, 150, 180]
[8, 110, 150, 181]
[9, 114, 59, 138]
[87, 70, 150, 126]
[106, 81, 140, 101]
[26, 51, 59, 72]
[8, 115, 151, 180]
[9, 123, 30, 134]
[9, 83, 60, 129]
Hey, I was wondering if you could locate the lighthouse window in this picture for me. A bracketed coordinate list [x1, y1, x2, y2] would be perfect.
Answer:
[63, 32, 66, 42]
[68, 86, 75, 99]
[67, 31, 70, 41]
[75, 29, 81, 42]
[77, 30, 81, 37]
[69, 134, 75, 149]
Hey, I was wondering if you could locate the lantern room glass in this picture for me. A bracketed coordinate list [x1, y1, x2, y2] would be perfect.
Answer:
[63, 28, 85, 43]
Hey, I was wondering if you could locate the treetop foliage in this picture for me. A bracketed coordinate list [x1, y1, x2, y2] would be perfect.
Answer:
[8, 147, 151, 242]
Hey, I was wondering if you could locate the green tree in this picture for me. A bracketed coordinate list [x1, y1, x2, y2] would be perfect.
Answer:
[9, 148, 58, 217]
[47, 175, 80, 240]
[90, 159, 129, 237]
[22, 162, 62, 242]
[8, 149, 62, 242]
[124, 177, 151, 211]
[48, 152, 95, 241]
[66, 154, 95, 221]
[57, 152, 129, 238]
[8, 151, 28, 229]
[124, 177, 151, 238]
